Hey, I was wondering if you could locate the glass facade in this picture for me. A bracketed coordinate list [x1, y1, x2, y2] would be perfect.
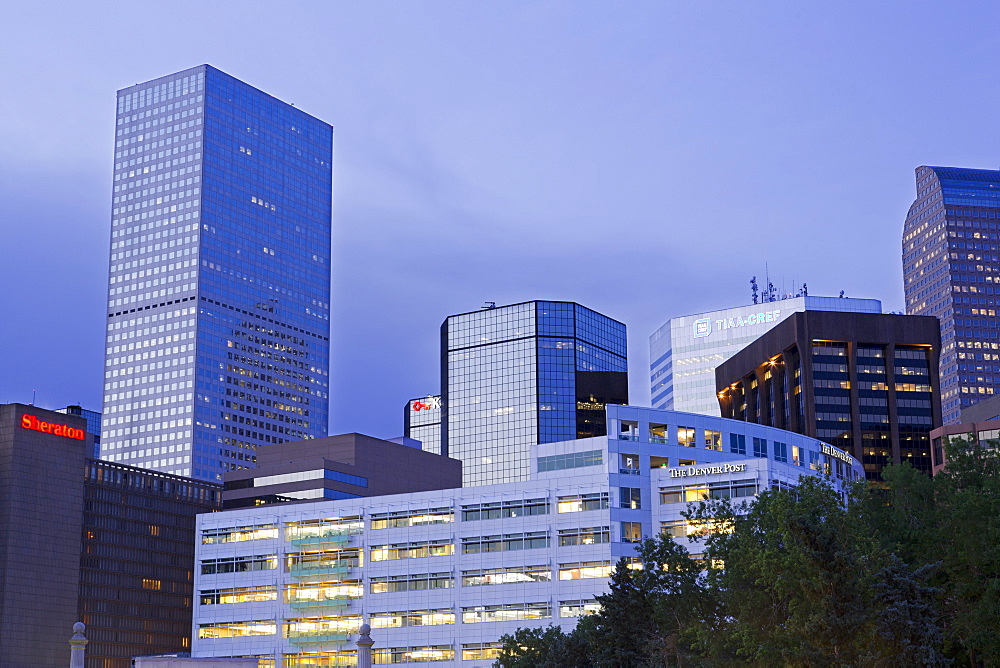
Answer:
[443, 301, 627, 486]
[403, 395, 442, 454]
[903, 166, 1000, 424]
[100, 65, 333, 480]
[649, 296, 882, 416]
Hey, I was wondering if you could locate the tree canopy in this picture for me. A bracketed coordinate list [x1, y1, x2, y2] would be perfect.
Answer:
[495, 438, 1000, 667]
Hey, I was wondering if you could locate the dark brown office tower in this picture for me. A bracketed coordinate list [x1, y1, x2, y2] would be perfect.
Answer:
[715, 312, 942, 480]
[0, 403, 221, 668]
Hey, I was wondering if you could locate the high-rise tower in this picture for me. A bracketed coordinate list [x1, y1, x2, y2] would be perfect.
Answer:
[903, 166, 1000, 424]
[441, 301, 628, 486]
[100, 65, 333, 481]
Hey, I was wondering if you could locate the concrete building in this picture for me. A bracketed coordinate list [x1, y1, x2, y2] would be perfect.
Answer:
[928, 394, 1000, 473]
[222, 433, 462, 509]
[649, 295, 882, 416]
[442, 301, 628, 487]
[191, 405, 863, 666]
[0, 403, 221, 668]
[100, 65, 334, 481]
[903, 166, 1000, 423]
[716, 311, 941, 479]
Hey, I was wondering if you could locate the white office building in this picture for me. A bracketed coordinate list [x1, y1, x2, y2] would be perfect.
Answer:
[191, 405, 863, 667]
[650, 296, 882, 416]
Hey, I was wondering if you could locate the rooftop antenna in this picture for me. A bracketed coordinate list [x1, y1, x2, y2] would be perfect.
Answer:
[839, 290, 845, 298]
[31, 389, 36, 406]
[750, 276, 759, 305]
[482, 302, 496, 310]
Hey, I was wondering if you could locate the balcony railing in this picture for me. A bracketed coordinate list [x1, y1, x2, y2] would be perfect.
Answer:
[288, 631, 351, 645]
[288, 562, 354, 579]
[288, 596, 352, 610]
[289, 531, 351, 548]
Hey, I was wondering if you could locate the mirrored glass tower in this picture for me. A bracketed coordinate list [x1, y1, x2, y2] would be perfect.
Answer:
[100, 65, 333, 481]
[441, 301, 628, 486]
[903, 166, 1000, 424]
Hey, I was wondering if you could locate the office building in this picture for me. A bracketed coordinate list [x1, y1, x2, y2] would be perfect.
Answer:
[650, 296, 882, 416]
[442, 301, 628, 486]
[715, 311, 941, 478]
[191, 405, 863, 666]
[58, 404, 102, 457]
[903, 166, 1000, 424]
[928, 393, 1000, 473]
[0, 403, 221, 668]
[222, 433, 461, 509]
[100, 65, 334, 481]
[403, 395, 443, 455]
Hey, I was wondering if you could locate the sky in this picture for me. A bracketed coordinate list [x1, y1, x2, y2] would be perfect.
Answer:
[2, 1, 999, 438]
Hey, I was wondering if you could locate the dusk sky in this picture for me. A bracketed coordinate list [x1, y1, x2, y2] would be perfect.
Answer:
[3, 2, 999, 438]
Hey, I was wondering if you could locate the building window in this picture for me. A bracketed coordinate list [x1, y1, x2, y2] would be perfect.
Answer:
[730, 433, 747, 455]
[678, 426, 696, 447]
[619, 487, 641, 509]
[621, 522, 643, 543]
[648, 422, 667, 443]
[200, 585, 277, 605]
[370, 540, 453, 561]
[286, 581, 364, 605]
[461, 498, 549, 521]
[704, 430, 722, 450]
[286, 615, 361, 640]
[557, 492, 609, 513]
[462, 603, 551, 624]
[202, 523, 278, 544]
[370, 609, 455, 628]
[560, 599, 601, 617]
[559, 560, 612, 580]
[774, 442, 788, 463]
[461, 531, 550, 554]
[558, 526, 610, 546]
[372, 646, 454, 663]
[753, 437, 768, 458]
[620, 453, 641, 474]
[537, 450, 603, 472]
[370, 508, 453, 529]
[198, 620, 276, 638]
[462, 644, 503, 661]
[369, 573, 453, 594]
[200, 554, 277, 575]
[461, 565, 551, 586]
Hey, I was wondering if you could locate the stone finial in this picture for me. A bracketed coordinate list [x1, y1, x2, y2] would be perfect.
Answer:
[356, 622, 374, 668]
[70, 622, 88, 668]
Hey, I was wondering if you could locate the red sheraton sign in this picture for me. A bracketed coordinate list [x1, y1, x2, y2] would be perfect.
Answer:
[21, 414, 85, 440]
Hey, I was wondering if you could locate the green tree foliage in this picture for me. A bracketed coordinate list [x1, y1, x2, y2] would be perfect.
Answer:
[496, 437, 1000, 667]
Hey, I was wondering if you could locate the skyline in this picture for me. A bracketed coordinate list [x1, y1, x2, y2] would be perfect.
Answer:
[4, 2, 1000, 438]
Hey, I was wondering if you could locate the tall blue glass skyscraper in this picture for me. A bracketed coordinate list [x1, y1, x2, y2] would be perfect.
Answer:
[903, 166, 1000, 424]
[441, 301, 628, 486]
[100, 65, 333, 481]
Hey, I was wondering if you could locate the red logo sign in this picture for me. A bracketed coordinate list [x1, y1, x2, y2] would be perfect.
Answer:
[21, 414, 85, 440]
[411, 397, 441, 412]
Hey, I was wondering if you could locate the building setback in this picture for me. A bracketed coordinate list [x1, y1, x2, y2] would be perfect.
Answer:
[715, 311, 941, 479]
[649, 295, 882, 416]
[222, 433, 461, 509]
[442, 301, 628, 486]
[403, 395, 443, 455]
[191, 405, 863, 666]
[0, 403, 221, 668]
[903, 166, 1000, 424]
[100, 65, 333, 481]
